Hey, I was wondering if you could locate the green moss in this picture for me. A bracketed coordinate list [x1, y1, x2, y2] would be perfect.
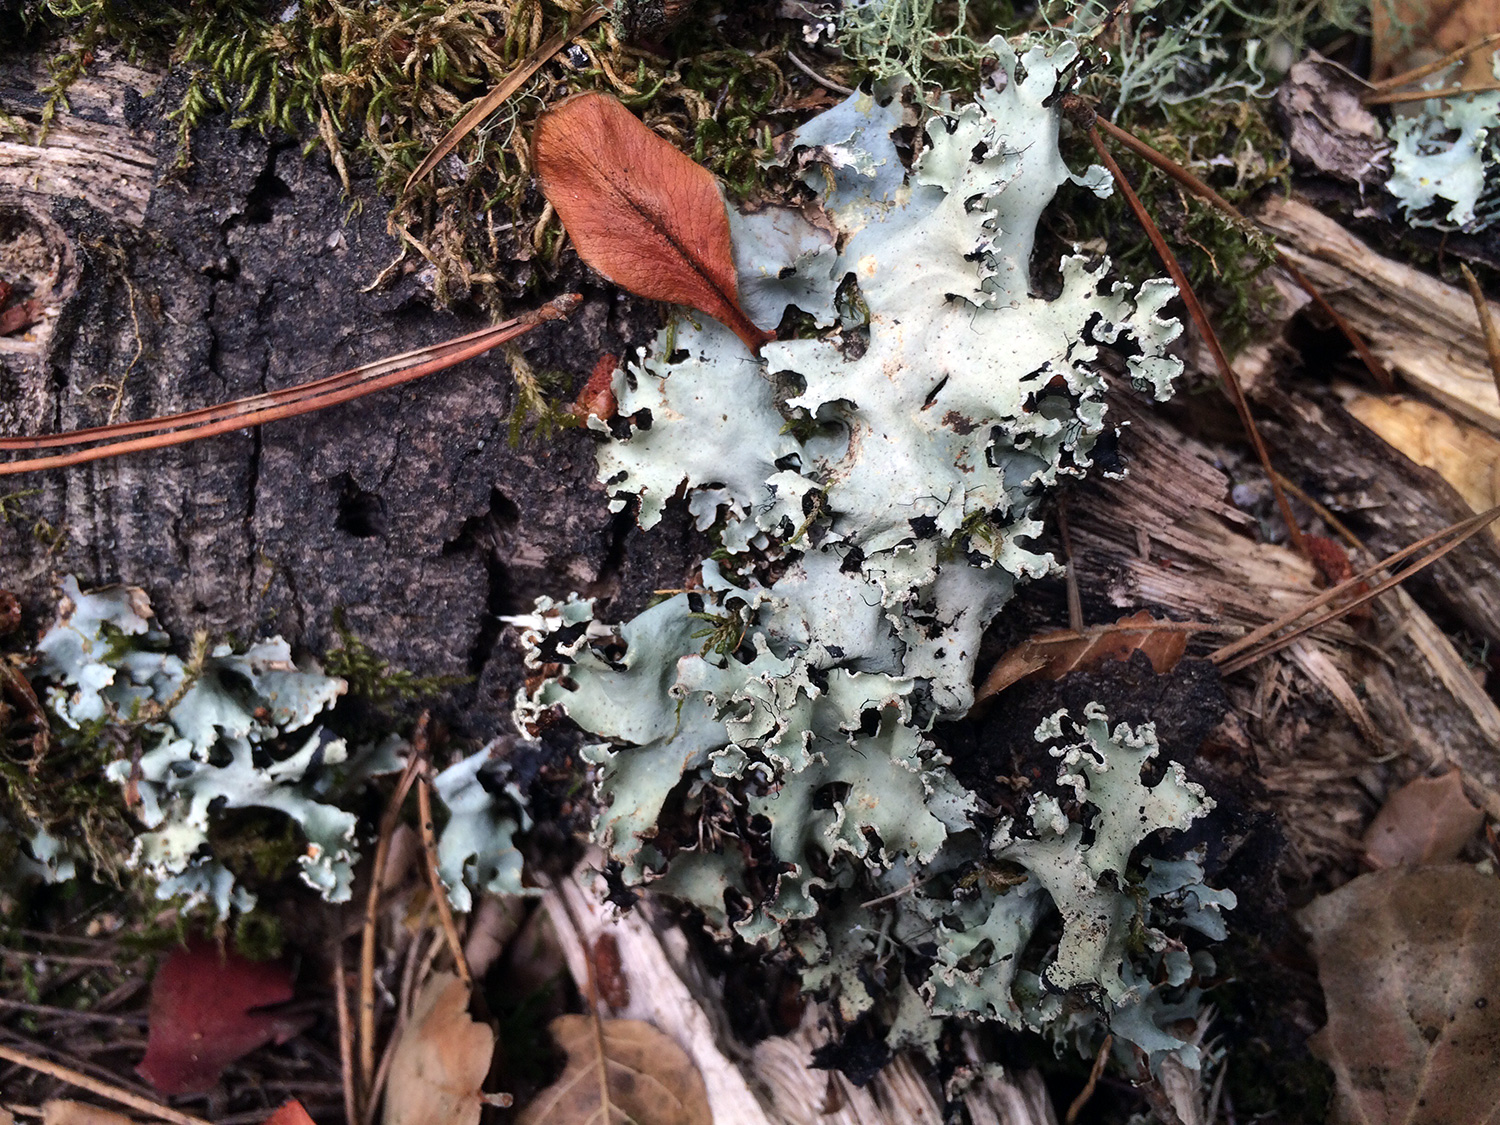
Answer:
[323, 612, 470, 707]
[25, 0, 794, 313]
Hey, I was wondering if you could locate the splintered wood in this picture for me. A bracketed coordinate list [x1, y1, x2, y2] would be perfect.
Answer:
[1257, 196, 1500, 434]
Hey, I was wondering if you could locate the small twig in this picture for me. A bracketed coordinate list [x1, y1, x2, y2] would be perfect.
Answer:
[1370, 30, 1500, 91]
[358, 752, 422, 1103]
[0, 1044, 212, 1125]
[786, 50, 856, 95]
[1083, 116, 1307, 555]
[416, 774, 472, 987]
[1459, 263, 1500, 400]
[333, 938, 358, 1125]
[1056, 496, 1084, 632]
[1065, 1034, 1113, 1125]
[0, 999, 145, 1025]
[1363, 80, 1500, 105]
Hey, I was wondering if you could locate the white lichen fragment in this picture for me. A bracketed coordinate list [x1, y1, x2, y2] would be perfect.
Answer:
[21, 578, 537, 915]
[520, 35, 1225, 1069]
[1386, 70, 1500, 230]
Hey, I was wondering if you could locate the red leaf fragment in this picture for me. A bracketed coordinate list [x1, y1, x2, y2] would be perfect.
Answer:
[138, 939, 303, 1095]
[1363, 769, 1485, 868]
[570, 352, 619, 422]
[0, 297, 43, 337]
[263, 1101, 317, 1125]
[973, 611, 1205, 707]
[593, 931, 630, 1011]
[534, 92, 772, 354]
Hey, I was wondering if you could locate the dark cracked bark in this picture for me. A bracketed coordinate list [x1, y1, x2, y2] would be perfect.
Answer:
[0, 55, 701, 737]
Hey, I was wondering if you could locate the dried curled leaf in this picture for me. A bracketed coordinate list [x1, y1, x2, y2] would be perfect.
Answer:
[383, 972, 496, 1125]
[1302, 865, 1500, 1125]
[973, 611, 1203, 706]
[1363, 769, 1485, 868]
[517, 1015, 711, 1125]
[534, 92, 771, 354]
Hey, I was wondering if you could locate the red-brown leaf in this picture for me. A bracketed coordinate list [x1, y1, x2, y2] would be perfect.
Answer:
[533, 92, 771, 354]
[263, 1101, 317, 1125]
[973, 611, 1205, 707]
[1363, 769, 1485, 868]
[138, 940, 303, 1095]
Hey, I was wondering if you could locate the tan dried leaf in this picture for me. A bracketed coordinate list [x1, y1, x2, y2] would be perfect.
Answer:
[1302, 865, 1500, 1125]
[517, 1015, 711, 1125]
[40, 1102, 136, 1125]
[1364, 769, 1485, 868]
[973, 611, 1200, 707]
[382, 972, 496, 1125]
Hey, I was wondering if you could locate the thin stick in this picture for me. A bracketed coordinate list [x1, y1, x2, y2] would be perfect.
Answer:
[1364, 80, 1500, 105]
[1091, 113, 1395, 391]
[786, 51, 856, 95]
[1065, 1034, 1113, 1125]
[0, 1044, 212, 1125]
[333, 938, 358, 1125]
[1460, 263, 1500, 400]
[1213, 506, 1500, 672]
[1084, 117, 1307, 554]
[358, 754, 422, 1100]
[404, 6, 608, 195]
[417, 771, 472, 988]
[1056, 496, 1084, 632]
[1370, 30, 1500, 91]
[0, 296, 580, 474]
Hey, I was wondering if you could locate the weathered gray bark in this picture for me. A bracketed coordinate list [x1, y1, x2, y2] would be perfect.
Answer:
[0, 50, 696, 736]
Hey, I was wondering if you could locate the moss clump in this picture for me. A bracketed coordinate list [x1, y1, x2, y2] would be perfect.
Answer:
[323, 612, 469, 707]
[22, 0, 793, 311]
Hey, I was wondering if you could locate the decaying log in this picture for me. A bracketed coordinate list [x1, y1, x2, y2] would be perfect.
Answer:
[1257, 195, 1500, 433]
[541, 862, 1056, 1125]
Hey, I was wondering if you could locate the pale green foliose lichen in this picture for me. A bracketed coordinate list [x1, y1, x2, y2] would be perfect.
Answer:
[1386, 60, 1500, 230]
[14, 576, 529, 916]
[518, 38, 1228, 1067]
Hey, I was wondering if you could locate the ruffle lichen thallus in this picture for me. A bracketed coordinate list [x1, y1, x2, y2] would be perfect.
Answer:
[516, 38, 1233, 1067]
[11, 577, 532, 918]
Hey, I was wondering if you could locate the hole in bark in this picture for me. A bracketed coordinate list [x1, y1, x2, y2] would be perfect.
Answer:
[333, 474, 386, 538]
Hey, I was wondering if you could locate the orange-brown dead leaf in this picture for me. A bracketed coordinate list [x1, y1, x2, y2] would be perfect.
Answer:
[1302, 866, 1500, 1125]
[262, 1102, 317, 1125]
[1373, 1, 1500, 86]
[381, 973, 496, 1125]
[570, 353, 619, 423]
[516, 1015, 711, 1125]
[1363, 769, 1485, 868]
[973, 611, 1205, 707]
[534, 92, 772, 354]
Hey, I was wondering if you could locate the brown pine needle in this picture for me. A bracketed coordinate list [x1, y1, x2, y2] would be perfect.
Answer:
[1210, 504, 1500, 672]
[1460, 263, 1500, 400]
[1066, 1034, 1114, 1125]
[1364, 80, 1500, 105]
[1090, 114, 1394, 391]
[334, 938, 359, 1125]
[0, 1044, 212, 1125]
[1370, 30, 1500, 92]
[359, 752, 423, 1100]
[403, 5, 608, 196]
[0, 296, 580, 475]
[417, 765, 473, 987]
[1081, 113, 1307, 554]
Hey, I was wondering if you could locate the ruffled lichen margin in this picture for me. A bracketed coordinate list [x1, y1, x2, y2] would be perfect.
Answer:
[514, 39, 1234, 1068]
